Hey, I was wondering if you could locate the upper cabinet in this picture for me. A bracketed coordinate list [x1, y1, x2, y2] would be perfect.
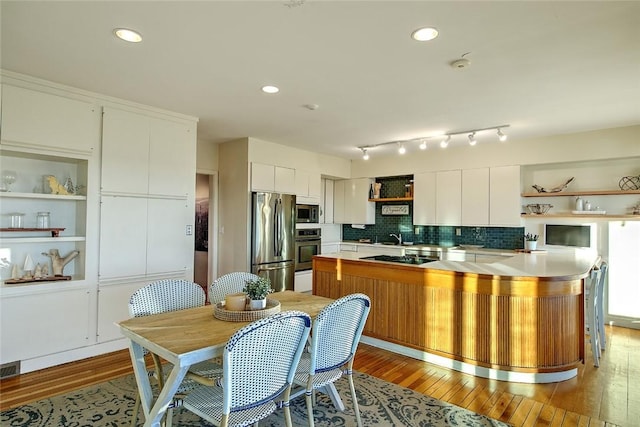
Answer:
[489, 165, 521, 226]
[101, 107, 196, 197]
[1, 85, 101, 155]
[250, 162, 296, 194]
[319, 179, 335, 224]
[461, 168, 489, 226]
[294, 170, 321, 202]
[333, 178, 375, 224]
[435, 170, 462, 226]
[413, 172, 436, 225]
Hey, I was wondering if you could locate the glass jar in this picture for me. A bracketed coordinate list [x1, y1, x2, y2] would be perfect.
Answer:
[10, 213, 25, 228]
[36, 211, 50, 229]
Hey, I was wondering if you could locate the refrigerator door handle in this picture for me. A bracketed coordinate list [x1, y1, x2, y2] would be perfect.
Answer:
[274, 197, 283, 256]
[256, 264, 286, 273]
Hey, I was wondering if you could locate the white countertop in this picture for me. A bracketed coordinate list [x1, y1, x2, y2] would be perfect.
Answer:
[317, 245, 599, 279]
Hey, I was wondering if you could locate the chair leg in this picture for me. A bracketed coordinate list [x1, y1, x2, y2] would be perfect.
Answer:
[305, 391, 315, 427]
[347, 359, 362, 427]
[131, 393, 141, 427]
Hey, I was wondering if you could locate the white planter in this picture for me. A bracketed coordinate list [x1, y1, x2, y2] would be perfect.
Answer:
[525, 240, 538, 251]
[249, 298, 267, 310]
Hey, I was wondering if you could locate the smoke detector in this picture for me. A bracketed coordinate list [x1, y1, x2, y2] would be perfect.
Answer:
[450, 53, 471, 70]
[451, 58, 471, 69]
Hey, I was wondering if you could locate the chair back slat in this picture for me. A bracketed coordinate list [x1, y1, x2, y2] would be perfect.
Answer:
[210, 272, 261, 305]
[222, 311, 311, 413]
[311, 293, 371, 373]
[129, 279, 205, 317]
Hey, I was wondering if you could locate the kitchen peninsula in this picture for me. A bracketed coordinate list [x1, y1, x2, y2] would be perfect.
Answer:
[312, 246, 598, 383]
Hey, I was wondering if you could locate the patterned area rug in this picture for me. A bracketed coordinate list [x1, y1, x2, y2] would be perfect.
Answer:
[1, 371, 510, 426]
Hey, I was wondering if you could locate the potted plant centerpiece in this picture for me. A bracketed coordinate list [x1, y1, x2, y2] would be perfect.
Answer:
[525, 233, 539, 251]
[243, 276, 273, 310]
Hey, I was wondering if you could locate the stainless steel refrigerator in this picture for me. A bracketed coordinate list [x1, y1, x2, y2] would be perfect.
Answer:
[251, 192, 296, 292]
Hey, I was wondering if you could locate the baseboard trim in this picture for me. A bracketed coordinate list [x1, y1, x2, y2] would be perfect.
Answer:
[360, 336, 577, 384]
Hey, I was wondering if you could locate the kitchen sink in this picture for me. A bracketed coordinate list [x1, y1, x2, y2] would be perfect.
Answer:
[359, 254, 438, 265]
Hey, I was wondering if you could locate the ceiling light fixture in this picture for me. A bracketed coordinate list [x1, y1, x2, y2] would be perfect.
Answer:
[497, 128, 507, 142]
[113, 28, 143, 43]
[361, 148, 369, 160]
[261, 85, 280, 94]
[411, 27, 439, 42]
[356, 124, 509, 158]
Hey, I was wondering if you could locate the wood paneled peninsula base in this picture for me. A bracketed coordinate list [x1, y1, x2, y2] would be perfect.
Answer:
[312, 248, 598, 384]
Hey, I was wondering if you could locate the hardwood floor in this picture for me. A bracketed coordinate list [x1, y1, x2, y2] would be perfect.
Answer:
[1, 325, 637, 426]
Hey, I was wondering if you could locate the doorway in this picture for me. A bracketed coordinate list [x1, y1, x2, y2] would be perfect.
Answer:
[607, 221, 640, 329]
[194, 172, 217, 299]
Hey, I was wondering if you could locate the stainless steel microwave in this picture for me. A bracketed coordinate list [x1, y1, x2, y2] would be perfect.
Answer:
[296, 204, 319, 223]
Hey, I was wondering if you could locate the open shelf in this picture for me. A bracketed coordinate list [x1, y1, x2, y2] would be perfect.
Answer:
[368, 197, 413, 202]
[522, 189, 640, 197]
[521, 213, 640, 219]
[0, 191, 86, 200]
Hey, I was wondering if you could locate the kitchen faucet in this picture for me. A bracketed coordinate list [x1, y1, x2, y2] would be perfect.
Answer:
[390, 233, 402, 245]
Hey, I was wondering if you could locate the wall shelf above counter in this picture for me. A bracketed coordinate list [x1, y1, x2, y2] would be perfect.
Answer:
[522, 189, 640, 197]
[521, 213, 640, 219]
[368, 197, 413, 202]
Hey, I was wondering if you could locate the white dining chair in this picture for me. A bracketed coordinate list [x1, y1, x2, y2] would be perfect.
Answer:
[181, 310, 312, 427]
[128, 279, 219, 427]
[209, 272, 260, 305]
[291, 293, 371, 427]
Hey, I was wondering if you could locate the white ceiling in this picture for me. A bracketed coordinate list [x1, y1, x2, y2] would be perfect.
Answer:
[2, 1, 639, 159]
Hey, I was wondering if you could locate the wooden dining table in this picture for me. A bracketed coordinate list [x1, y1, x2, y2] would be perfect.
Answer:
[117, 290, 335, 427]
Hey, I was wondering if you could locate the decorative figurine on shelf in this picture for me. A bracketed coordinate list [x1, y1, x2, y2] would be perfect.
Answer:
[64, 177, 75, 194]
[42, 264, 49, 277]
[11, 263, 19, 280]
[373, 182, 382, 199]
[34, 263, 43, 278]
[22, 254, 35, 279]
[44, 175, 70, 195]
[532, 177, 575, 193]
[42, 249, 80, 276]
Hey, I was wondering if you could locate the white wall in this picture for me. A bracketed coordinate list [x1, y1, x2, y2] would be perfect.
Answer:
[196, 139, 219, 171]
[351, 125, 640, 178]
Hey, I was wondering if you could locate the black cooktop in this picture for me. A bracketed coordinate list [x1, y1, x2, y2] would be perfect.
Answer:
[359, 254, 438, 265]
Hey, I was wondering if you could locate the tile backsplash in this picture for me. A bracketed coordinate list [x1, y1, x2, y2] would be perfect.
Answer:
[343, 175, 525, 249]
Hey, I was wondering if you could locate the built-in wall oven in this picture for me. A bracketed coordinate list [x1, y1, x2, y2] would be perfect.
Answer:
[295, 228, 321, 271]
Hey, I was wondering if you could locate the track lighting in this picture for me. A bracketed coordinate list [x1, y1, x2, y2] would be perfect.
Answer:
[356, 124, 509, 158]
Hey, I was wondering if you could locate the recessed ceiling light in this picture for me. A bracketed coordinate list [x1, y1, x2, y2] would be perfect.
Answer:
[261, 85, 280, 94]
[113, 28, 142, 43]
[411, 27, 439, 42]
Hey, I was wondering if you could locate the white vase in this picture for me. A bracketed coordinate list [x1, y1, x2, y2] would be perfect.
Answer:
[525, 240, 538, 251]
[249, 298, 267, 310]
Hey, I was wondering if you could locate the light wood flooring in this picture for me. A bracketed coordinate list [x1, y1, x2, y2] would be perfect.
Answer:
[1, 325, 637, 426]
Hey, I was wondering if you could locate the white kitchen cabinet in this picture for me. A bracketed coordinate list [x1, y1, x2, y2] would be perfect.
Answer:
[413, 172, 436, 225]
[333, 178, 375, 224]
[462, 168, 490, 226]
[275, 166, 296, 194]
[436, 170, 462, 225]
[1, 84, 100, 154]
[251, 162, 296, 194]
[1, 285, 92, 363]
[294, 270, 313, 293]
[321, 179, 335, 224]
[99, 196, 191, 279]
[490, 165, 522, 226]
[295, 170, 321, 201]
[321, 243, 339, 254]
[333, 180, 346, 223]
[101, 107, 195, 197]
